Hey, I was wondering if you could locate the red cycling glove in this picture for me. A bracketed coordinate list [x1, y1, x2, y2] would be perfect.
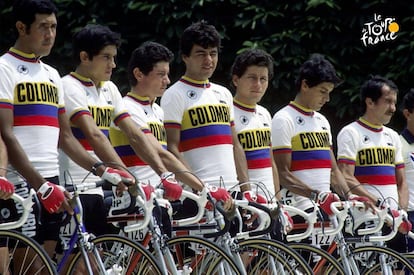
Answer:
[208, 185, 231, 202]
[317, 192, 340, 216]
[243, 191, 268, 204]
[391, 209, 413, 234]
[0, 176, 15, 195]
[141, 183, 155, 201]
[101, 167, 134, 185]
[283, 210, 294, 232]
[37, 181, 65, 213]
[161, 172, 182, 201]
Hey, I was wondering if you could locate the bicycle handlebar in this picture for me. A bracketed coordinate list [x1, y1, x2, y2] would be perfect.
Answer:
[284, 204, 318, 242]
[243, 201, 274, 238]
[172, 188, 209, 226]
[65, 180, 105, 192]
[66, 180, 138, 216]
[331, 200, 404, 242]
[124, 187, 209, 233]
[0, 189, 36, 230]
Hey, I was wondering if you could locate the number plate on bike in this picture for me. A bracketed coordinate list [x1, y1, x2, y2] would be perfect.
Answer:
[313, 233, 335, 245]
[126, 226, 148, 241]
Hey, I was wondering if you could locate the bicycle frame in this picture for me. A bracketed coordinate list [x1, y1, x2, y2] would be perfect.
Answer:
[56, 193, 107, 274]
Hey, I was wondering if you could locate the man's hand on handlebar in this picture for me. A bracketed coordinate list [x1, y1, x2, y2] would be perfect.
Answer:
[101, 167, 135, 197]
[207, 185, 234, 211]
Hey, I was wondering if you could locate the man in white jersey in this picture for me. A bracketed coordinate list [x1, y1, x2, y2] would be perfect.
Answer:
[230, 48, 295, 239]
[59, 25, 186, 248]
[0, 0, 130, 258]
[231, 49, 280, 200]
[161, 21, 263, 203]
[272, 54, 372, 222]
[400, 89, 414, 252]
[338, 75, 411, 253]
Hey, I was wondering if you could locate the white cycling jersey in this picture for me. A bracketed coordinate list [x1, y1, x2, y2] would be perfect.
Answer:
[233, 99, 274, 195]
[272, 101, 333, 210]
[337, 117, 404, 209]
[0, 48, 64, 179]
[59, 72, 130, 195]
[110, 92, 164, 186]
[161, 76, 238, 188]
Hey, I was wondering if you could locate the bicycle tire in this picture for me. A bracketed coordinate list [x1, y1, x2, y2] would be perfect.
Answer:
[66, 234, 162, 274]
[166, 235, 242, 275]
[339, 245, 414, 274]
[0, 229, 56, 275]
[238, 238, 313, 274]
[289, 242, 346, 275]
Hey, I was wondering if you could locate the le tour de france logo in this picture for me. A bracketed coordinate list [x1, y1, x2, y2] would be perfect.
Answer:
[361, 14, 399, 47]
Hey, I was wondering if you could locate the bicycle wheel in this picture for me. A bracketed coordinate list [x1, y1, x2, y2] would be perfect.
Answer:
[289, 242, 346, 275]
[238, 238, 313, 274]
[0, 229, 56, 275]
[166, 235, 242, 275]
[339, 245, 414, 274]
[66, 234, 162, 274]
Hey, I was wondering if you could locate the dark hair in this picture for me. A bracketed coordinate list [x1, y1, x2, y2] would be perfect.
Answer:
[402, 88, 414, 113]
[360, 75, 398, 114]
[295, 54, 341, 92]
[72, 24, 121, 61]
[127, 41, 174, 87]
[13, 0, 57, 30]
[231, 49, 274, 79]
[180, 20, 221, 56]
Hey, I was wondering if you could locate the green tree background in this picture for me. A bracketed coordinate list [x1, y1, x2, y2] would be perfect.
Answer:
[1, 0, 414, 148]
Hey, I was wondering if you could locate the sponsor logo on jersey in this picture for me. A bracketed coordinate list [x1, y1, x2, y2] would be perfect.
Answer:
[15, 82, 58, 105]
[88, 106, 113, 128]
[148, 122, 167, 144]
[187, 90, 198, 99]
[238, 129, 271, 149]
[298, 132, 330, 149]
[296, 116, 305, 125]
[186, 104, 230, 126]
[357, 147, 395, 165]
[17, 65, 29, 74]
[240, 115, 249, 125]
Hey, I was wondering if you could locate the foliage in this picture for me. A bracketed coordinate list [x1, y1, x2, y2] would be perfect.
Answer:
[1, 0, 413, 134]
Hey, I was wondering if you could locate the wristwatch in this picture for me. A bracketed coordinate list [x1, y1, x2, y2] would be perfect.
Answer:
[310, 190, 319, 201]
[91, 161, 105, 176]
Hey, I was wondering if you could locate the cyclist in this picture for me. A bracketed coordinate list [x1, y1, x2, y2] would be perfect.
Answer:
[337, 75, 411, 254]
[230, 49, 294, 238]
[230, 48, 280, 199]
[160, 21, 265, 206]
[271, 54, 372, 246]
[0, 0, 128, 258]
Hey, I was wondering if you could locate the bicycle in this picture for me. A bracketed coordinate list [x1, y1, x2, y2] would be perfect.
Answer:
[56, 179, 162, 275]
[287, 198, 414, 274]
